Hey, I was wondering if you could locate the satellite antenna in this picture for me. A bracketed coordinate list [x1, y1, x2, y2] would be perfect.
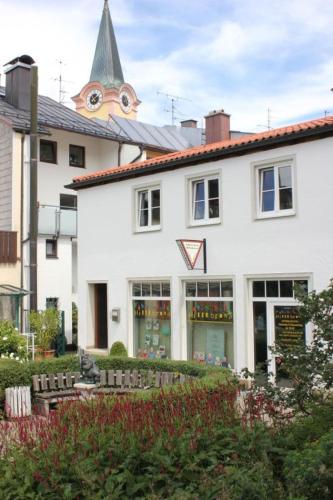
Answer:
[157, 91, 191, 125]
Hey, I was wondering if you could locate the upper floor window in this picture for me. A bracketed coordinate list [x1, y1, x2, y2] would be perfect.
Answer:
[69, 145, 85, 168]
[256, 161, 294, 218]
[40, 140, 57, 164]
[60, 194, 77, 210]
[189, 175, 220, 225]
[136, 186, 160, 231]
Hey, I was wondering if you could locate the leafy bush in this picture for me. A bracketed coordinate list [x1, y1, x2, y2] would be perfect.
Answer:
[29, 308, 61, 352]
[0, 320, 26, 361]
[284, 430, 333, 499]
[0, 354, 231, 406]
[109, 341, 127, 357]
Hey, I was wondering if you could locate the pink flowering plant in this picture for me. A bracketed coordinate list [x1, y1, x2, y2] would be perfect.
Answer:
[0, 320, 26, 361]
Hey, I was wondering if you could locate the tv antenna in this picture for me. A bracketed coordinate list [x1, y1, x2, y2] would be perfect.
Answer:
[54, 60, 72, 104]
[157, 91, 191, 125]
[257, 107, 273, 131]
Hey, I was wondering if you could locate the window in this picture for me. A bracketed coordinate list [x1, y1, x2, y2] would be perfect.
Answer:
[46, 239, 57, 258]
[256, 161, 294, 217]
[185, 280, 234, 367]
[60, 194, 77, 210]
[69, 145, 85, 168]
[132, 281, 171, 359]
[40, 140, 57, 164]
[46, 297, 58, 309]
[252, 279, 308, 299]
[189, 175, 220, 225]
[136, 186, 160, 231]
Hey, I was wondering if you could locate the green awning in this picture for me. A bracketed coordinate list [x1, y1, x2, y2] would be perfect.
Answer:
[0, 284, 30, 296]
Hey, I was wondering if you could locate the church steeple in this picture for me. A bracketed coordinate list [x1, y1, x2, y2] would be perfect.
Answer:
[73, 0, 140, 120]
[89, 0, 124, 88]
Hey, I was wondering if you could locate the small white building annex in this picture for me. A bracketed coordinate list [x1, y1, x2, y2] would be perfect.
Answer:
[68, 115, 333, 373]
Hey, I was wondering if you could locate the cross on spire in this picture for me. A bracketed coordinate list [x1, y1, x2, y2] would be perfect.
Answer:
[89, 0, 124, 89]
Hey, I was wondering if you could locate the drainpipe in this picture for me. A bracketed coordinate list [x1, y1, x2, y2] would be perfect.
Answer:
[117, 141, 123, 166]
[130, 145, 144, 164]
[29, 65, 38, 312]
[20, 132, 25, 329]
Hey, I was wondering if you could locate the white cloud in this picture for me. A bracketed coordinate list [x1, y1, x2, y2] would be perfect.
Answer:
[0, 0, 333, 134]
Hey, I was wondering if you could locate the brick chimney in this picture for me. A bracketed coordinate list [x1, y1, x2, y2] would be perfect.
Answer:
[205, 109, 230, 144]
[180, 119, 197, 128]
[4, 55, 35, 111]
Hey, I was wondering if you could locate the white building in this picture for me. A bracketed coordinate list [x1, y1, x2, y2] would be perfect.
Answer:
[69, 115, 333, 373]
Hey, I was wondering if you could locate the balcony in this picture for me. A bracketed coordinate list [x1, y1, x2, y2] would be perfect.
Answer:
[38, 205, 77, 237]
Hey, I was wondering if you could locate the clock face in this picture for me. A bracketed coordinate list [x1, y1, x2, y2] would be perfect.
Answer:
[86, 89, 103, 111]
[120, 91, 132, 113]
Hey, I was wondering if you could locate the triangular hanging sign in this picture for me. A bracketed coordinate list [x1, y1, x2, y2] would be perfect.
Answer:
[176, 239, 204, 270]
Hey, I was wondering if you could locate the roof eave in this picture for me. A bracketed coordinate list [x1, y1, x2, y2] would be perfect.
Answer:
[66, 125, 333, 191]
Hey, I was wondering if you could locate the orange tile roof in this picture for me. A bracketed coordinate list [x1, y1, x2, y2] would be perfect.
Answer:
[72, 115, 333, 186]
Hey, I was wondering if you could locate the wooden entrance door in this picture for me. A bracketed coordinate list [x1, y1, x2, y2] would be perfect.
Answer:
[94, 284, 108, 348]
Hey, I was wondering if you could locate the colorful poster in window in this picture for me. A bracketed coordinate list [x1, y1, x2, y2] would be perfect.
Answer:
[274, 306, 305, 348]
[206, 328, 225, 360]
[188, 301, 233, 322]
[134, 300, 171, 319]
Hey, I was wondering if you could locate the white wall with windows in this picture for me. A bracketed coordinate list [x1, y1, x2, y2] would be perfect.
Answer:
[21, 127, 142, 341]
[77, 136, 333, 370]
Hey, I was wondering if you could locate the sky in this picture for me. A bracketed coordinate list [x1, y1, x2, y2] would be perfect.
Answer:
[1, 0, 333, 132]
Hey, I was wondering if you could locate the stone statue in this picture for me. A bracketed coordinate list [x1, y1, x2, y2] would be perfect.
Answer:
[78, 348, 101, 384]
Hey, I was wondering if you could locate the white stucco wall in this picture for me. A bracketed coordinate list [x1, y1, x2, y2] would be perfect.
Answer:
[21, 127, 140, 339]
[76, 136, 333, 370]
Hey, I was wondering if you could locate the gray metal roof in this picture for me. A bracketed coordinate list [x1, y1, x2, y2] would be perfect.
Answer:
[95, 114, 205, 152]
[0, 86, 125, 141]
[89, 0, 124, 89]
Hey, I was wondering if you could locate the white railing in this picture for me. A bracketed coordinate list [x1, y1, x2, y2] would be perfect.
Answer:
[21, 331, 36, 360]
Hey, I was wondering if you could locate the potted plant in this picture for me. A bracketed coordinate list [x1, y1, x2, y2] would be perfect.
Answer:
[29, 309, 60, 359]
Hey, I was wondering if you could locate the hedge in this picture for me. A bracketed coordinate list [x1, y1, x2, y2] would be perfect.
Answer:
[0, 355, 231, 405]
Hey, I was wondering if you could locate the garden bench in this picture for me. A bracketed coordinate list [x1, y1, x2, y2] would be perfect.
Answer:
[32, 372, 81, 416]
[32, 369, 191, 416]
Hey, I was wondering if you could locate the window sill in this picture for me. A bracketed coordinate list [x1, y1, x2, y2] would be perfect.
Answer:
[69, 164, 86, 168]
[255, 210, 295, 221]
[188, 218, 221, 228]
[134, 226, 161, 234]
[46, 256, 58, 260]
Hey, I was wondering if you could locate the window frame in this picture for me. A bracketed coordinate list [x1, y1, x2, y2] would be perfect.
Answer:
[45, 239, 58, 259]
[60, 193, 77, 210]
[134, 184, 161, 233]
[187, 173, 221, 227]
[255, 158, 295, 219]
[69, 144, 85, 168]
[40, 139, 57, 164]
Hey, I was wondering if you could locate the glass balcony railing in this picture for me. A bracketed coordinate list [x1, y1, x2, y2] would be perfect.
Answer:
[38, 204, 77, 237]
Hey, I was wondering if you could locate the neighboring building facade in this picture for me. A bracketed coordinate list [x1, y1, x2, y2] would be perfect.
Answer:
[69, 116, 333, 372]
[0, 58, 142, 339]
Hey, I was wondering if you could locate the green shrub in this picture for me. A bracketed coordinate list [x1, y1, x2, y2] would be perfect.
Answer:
[29, 308, 61, 351]
[109, 341, 128, 357]
[284, 430, 333, 499]
[0, 354, 232, 406]
[0, 320, 26, 361]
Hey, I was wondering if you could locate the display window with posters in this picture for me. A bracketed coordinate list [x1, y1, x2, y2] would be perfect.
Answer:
[132, 281, 171, 359]
[185, 280, 234, 368]
[251, 278, 308, 378]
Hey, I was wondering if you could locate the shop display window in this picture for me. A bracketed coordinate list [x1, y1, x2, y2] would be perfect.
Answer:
[132, 282, 171, 359]
[185, 280, 234, 368]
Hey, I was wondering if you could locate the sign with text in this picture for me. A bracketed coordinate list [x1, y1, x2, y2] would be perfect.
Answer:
[274, 305, 305, 349]
[176, 239, 207, 272]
